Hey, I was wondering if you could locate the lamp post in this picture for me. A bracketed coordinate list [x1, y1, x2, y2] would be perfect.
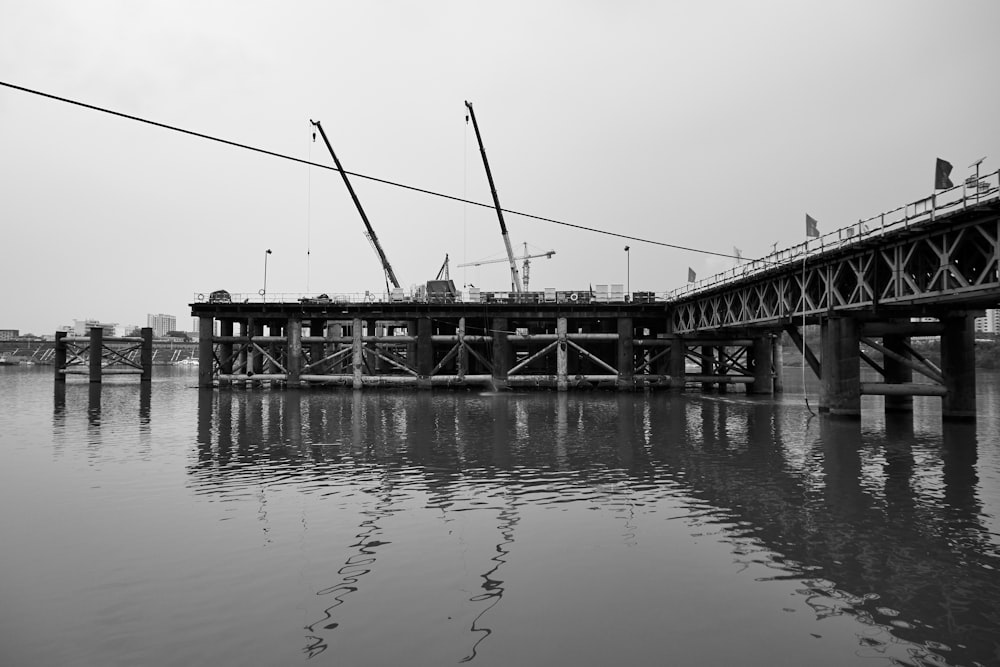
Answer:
[624, 245, 630, 300]
[261, 248, 272, 302]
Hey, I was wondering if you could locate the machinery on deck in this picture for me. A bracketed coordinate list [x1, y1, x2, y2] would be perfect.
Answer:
[465, 101, 524, 293]
[311, 119, 402, 293]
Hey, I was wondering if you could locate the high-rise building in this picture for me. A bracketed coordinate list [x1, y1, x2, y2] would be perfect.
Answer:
[975, 308, 1000, 334]
[0, 329, 19, 340]
[147, 313, 177, 338]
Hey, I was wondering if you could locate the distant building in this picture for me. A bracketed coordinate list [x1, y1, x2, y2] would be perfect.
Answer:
[147, 313, 177, 338]
[974, 308, 1000, 334]
[73, 320, 117, 337]
[0, 329, 18, 340]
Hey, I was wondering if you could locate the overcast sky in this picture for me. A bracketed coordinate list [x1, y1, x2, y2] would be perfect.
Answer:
[2, 1, 999, 334]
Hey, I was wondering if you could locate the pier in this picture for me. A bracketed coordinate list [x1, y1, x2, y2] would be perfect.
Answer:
[191, 171, 1000, 423]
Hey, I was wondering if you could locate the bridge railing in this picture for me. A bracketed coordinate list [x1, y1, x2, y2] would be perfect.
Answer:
[665, 168, 1000, 301]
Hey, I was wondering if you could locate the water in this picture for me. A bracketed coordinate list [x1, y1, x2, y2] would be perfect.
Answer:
[1, 366, 999, 667]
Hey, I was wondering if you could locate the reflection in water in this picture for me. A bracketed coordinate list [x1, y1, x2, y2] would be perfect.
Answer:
[52, 381, 153, 451]
[190, 389, 1000, 666]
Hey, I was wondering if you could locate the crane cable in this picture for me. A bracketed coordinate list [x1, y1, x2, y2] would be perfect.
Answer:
[0, 79, 746, 262]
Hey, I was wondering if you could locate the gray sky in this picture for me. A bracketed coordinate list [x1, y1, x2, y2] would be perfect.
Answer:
[3, 1, 999, 335]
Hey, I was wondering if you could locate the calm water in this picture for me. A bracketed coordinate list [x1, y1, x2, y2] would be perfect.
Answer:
[1, 366, 999, 667]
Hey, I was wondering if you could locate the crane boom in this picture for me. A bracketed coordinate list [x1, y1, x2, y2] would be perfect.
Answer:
[310, 119, 401, 290]
[464, 101, 523, 293]
[455, 250, 555, 268]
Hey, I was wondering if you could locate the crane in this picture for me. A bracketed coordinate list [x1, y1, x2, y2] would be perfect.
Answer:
[435, 254, 450, 281]
[464, 101, 524, 293]
[457, 244, 555, 291]
[310, 119, 401, 290]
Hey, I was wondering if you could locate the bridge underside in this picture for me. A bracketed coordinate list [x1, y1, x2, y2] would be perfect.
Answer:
[190, 302, 783, 395]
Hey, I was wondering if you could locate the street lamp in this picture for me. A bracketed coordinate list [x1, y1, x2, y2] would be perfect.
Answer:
[261, 248, 272, 302]
[624, 245, 630, 300]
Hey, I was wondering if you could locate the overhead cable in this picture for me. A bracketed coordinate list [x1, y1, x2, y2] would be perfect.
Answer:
[0, 79, 741, 260]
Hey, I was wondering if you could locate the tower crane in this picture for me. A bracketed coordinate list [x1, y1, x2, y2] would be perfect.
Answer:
[464, 101, 524, 293]
[310, 119, 401, 290]
[457, 244, 555, 291]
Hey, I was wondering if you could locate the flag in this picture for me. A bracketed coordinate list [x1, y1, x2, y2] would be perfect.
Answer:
[733, 246, 742, 261]
[935, 158, 953, 189]
[806, 214, 820, 238]
[687, 267, 696, 283]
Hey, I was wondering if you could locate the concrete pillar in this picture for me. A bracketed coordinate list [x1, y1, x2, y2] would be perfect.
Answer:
[557, 316, 568, 391]
[237, 320, 249, 379]
[310, 319, 326, 374]
[329, 322, 343, 373]
[669, 337, 685, 391]
[748, 336, 773, 395]
[198, 315, 215, 388]
[286, 317, 301, 387]
[250, 319, 264, 379]
[219, 320, 234, 377]
[352, 317, 364, 389]
[89, 326, 103, 384]
[701, 345, 715, 393]
[417, 317, 433, 389]
[941, 314, 976, 420]
[771, 334, 784, 394]
[883, 323, 913, 413]
[820, 316, 860, 418]
[54, 330, 67, 382]
[492, 317, 510, 390]
[617, 317, 634, 391]
[140, 327, 153, 382]
[406, 319, 418, 373]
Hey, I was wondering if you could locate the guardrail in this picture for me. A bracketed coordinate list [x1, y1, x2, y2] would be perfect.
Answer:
[665, 168, 1000, 301]
[192, 290, 672, 305]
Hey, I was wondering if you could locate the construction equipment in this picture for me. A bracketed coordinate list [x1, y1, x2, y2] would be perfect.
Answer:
[435, 254, 450, 281]
[457, 244, 555, 291]
[464, 101, 523, 293]
[310, 119, 401, 290]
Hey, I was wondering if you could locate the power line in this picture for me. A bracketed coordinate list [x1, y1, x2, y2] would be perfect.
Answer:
[0, 79, 741, 260]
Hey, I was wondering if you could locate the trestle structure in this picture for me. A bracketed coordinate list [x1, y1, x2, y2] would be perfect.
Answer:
[54, 327, 153, 383]
[671, 189, 1000, 421]
[190, 302, 781, 395]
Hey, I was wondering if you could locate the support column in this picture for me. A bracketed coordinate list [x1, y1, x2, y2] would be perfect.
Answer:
[883, 321, 913, 413]
[329, 322, 343, 373]
[352, 317, 364, 389]
[820, 316, 860, 418]
[457, 317, 468, 380]
[219, 320, 234, 380]
[286, 317, 301, 388]
[669, 337, 685, 391]
[417, 317, 433, 389]
[237, 320, 249, 379]
[88, 326, 103, 383]
[748, 336, 773, 395]
[250, 319, 264, 381]
[198, 316, 214, 388]
[701, 345, 715, 393]
[557, 316, 568, 391]
[617, 317, 634, 391]
[140, 327, 153, 382]
[771, 334, 784, 394]
[941, 314, 976, 420]
[54, 330, 67, 382]
[310, 319, 326, 374]
[492, 317, 510, 390]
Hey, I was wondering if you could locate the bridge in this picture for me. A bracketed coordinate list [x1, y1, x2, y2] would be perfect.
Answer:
[190, 169, 1000, 421]
[666, 169, 1000, 419]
